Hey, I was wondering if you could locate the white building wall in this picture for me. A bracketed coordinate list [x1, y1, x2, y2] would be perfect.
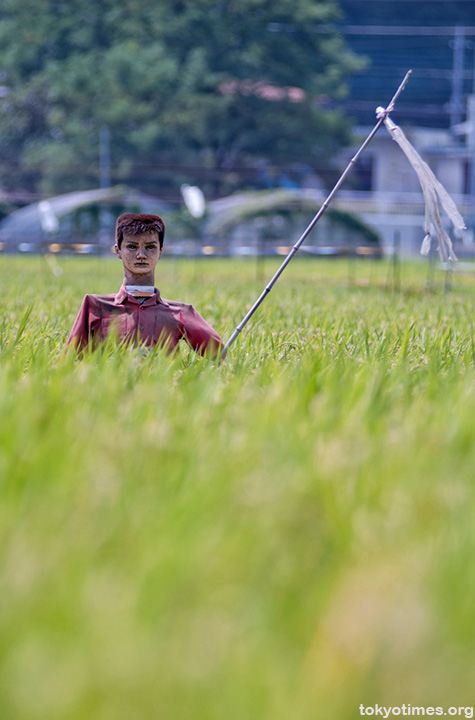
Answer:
[339, 125, 470, 256]
[430, 156, 465, 195]
[371, 141, 420, 194]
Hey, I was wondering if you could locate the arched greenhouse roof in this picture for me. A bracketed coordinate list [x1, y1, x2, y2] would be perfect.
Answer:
[0, 186, 170, 243]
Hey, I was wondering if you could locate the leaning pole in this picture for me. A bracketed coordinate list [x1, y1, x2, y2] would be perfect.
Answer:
[223, 70, 413, 355]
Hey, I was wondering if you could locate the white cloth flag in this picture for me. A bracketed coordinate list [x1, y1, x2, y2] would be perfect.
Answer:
[382, 115, 465, 262]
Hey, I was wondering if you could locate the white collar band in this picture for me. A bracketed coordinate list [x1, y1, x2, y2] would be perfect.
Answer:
[126, 285, 155, 297]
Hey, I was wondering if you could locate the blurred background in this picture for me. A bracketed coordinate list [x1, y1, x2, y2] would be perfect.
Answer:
[1, 0, 475, 258]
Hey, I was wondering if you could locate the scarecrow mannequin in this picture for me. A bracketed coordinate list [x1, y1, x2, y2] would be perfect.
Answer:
[67, 213, 223, 357]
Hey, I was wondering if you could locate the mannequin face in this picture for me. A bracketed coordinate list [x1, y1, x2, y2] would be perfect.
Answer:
[115, 231, 162, 284]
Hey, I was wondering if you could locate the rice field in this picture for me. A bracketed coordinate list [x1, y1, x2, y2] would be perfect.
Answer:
[1, 253, 475, 720]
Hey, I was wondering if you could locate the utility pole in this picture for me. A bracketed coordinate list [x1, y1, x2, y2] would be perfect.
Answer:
[99, 126, 112, 252]
[99, 126, 111, 190]
[467, 96, 475, 198]
[450, 26, 466, 134]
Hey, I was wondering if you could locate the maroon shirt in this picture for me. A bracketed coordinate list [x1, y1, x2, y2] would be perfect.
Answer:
[66, 285, 223, 356]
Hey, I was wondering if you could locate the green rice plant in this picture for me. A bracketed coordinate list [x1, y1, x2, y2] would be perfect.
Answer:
[0, 255, 475, 720]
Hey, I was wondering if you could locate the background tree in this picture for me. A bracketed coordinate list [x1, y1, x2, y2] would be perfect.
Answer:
[0, 0, 364, 200]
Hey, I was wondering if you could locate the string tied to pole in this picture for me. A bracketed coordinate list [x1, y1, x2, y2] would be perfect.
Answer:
[375, 103, 395, 120]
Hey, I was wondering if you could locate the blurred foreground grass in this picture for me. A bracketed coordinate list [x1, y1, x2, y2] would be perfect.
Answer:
[1, 254, 475, 719]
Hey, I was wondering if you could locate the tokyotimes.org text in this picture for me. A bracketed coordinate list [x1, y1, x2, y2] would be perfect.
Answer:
[359, 706, 473, 718]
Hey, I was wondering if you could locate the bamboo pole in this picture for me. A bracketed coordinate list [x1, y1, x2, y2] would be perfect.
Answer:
[223, 70, 412, 354]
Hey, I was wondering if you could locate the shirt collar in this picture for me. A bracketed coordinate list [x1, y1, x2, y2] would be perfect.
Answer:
[114, 284, 169, 307]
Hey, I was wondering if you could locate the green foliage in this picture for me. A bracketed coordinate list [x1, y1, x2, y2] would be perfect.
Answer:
[0, 0, 365, 196]
[0, 255, 475, 718]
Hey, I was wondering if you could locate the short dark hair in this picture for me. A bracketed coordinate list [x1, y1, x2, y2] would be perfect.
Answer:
[115, 213, 165, 249]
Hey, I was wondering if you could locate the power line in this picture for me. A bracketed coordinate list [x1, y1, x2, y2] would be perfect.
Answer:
[335, 100, 453, 117]
[341, 0, 475, 2]
[352, 68, 473, 79]
[340, 25, 475, 36]
[268, 23, 475, 36]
